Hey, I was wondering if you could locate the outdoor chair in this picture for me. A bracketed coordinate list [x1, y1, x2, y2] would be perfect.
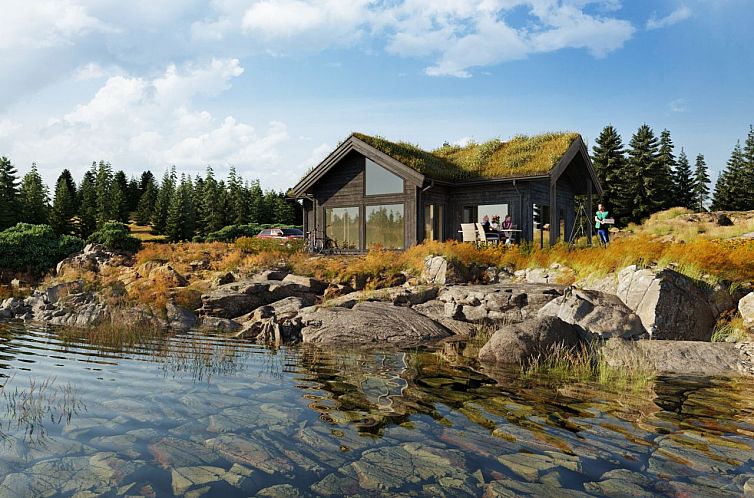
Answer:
[476, 223, 500, 245]
[460, 223, 478, 244]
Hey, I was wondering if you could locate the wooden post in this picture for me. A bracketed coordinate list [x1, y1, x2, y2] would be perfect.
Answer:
[549, 181, 558, 246]
[586, 178, 593, 246]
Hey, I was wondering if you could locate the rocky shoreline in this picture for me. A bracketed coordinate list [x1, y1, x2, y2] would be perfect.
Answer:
[2, 246, 754, 377]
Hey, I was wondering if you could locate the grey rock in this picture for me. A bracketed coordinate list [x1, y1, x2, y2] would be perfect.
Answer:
[617, 265, 732, 341]
[478, 316, 585, 365]
[166, 302, 198, 331]
[412, 300, 478, 336]
[324, 285, 438, 309]
[421, 255, 482, 285]
[600, 338, 754, 377]
[44, 280, 84, 304]
[171, 466, 227, 496]
[200, 279, 317, 319]
[282, 274, 327, 294]
[235, 296, 314, 342]
[538, 287, 646, 339]
[214, 272, 235, 286]
[740, 292, 754, 329]
[200, 316, 241, 332]
[300, 301, 453, 346]
[258, 269, 289, 281]
[56, 243, 128, 275]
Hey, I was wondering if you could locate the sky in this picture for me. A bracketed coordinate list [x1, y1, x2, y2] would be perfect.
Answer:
[1, 0, 752, 191]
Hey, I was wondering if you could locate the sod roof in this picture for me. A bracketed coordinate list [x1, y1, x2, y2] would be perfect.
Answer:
[353, 132, 581, 182]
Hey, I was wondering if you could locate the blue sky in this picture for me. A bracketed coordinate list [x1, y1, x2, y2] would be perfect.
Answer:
[0, 0, 752, 191]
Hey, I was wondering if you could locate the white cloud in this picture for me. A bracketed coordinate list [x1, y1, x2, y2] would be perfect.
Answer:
[669, 98, 687, 113]
[0, 59, 290, 188]
[646, 5, 692, 30]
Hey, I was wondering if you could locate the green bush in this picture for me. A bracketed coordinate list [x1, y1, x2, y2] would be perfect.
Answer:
[0, 223, 85, 274]
[86, 222, 142, 253]
[205, 224, 303, 243]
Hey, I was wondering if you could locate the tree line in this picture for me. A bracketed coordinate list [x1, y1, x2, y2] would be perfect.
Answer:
[0, 159, 301, 242]
[591, 124, 754, 225]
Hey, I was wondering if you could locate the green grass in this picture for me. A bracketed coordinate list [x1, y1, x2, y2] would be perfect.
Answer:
[353, 131, 579, 182]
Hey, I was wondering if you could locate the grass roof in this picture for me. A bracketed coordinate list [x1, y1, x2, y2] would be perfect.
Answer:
[353, 132, 580, 182]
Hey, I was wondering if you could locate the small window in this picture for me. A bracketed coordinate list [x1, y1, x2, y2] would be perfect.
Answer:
[365, 159, 403, 195]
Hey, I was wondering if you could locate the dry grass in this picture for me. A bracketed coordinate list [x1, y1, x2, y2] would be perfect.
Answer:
[353, 132, 579, 182]
[127, 222, 166, 242]
[628, 208, 754, 242]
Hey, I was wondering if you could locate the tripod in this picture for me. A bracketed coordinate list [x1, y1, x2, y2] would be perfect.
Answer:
[568, 201, 592, 246]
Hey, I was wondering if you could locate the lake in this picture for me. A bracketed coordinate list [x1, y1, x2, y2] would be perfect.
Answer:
[1, 322, 753, 497]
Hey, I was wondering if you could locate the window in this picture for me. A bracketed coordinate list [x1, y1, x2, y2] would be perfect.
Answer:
[366, 204, 404, 249]
[365, 159, 403, 195]
[326, 207, 360, 250]
[478, 204, 509, 226]
[424, 204, 445, 241]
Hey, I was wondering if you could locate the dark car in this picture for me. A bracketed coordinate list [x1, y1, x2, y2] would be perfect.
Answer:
[255, 228, 304, 241]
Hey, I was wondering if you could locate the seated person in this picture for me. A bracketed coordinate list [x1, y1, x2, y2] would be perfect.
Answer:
[481, 215, 492, 232]
[501, 214, 514, 244]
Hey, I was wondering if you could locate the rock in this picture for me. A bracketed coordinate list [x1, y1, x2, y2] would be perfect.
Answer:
[739, 292, 754, 328]
[235, 296, 314, 342]
[200, 280, 317, 319]
[421, 255, 483, 285]
[616, 265, 731, 341]
[323, 283, 353, 301]
[300, 301, 453, 346]
[166, 302, 198, 331]
[600, 338, 754, 377]
[412, 300, 478, 336]
[189, 258, 210, 270]
[171, 466, 226, 496]
[44, 280, 84, 304]
[716, 213, 734, 226]
[199, 316, 241, 333]
[148, 437, 225, 469]
[324, 285, 438, 309]
[537, 287, 645, 339]
[478, 316, 585, 365]
[148, 264, 188, 287]
[56, 244, 129, 275]
[437, 284, 562, 323]
[282, 274, 327, 294]
[214, 272, 235, 286]
[258, 269, 289, 281]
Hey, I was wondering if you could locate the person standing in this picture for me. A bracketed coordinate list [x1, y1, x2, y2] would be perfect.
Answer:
[595, 203, 610, 246]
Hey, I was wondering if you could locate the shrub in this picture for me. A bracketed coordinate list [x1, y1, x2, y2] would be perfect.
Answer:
[87, 222, 142, 253]
[205, 224, 302, 243]
[0, 223, 84, 275]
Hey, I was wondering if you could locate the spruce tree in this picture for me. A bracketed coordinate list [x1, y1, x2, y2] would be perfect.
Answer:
[111, 170, 130, 223]
[227, 167, 249, 225]
[673, 148, 695, 210]
[135, 176, 158, 226]
[247, 179, 264, 223]
[50, 170, 78, 234]
[78, 169, 98, 237]
[656, 129, 677, 209]
[0, 156, 21, 230]
[591, 125, 631, 226]
[627, 124, 662, 222]
[712, 141, 747, 211]
[126, 176, 141, 212]
[742, 125, 754, 210]
[273, 195, 296, 225]
[19, 163, 50, 224]
[692, 154, 710, 212]
[165, 174, 196, 242]
[199, 166, 224, 234]
[94, 160, 113, 226]
[152, 166, 176, 234]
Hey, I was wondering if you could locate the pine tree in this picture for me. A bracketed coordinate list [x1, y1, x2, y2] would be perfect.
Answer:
[126, 176, 141, 212]
[273, 195, 296, 225]
[673, 148, 695, 210]
[591, 125, 631, 226]
[627, 124, 662, 222]
[199, 166, 224, 234]
[0, 156, 21, 230]
[152, 166, 176, 234]
[19, 163, 50, 224]
[50, 169, 77, 234]
[742, 125, 754, 210]
[656, 129, 677, 209]
[78, 169, 98, 237]
[692, 154, 710, 212]
[135, 176, 158, 226]
[165, 174, 196, 242]
[94, 160, 113, 226]
[111, 170, 130, 223]
[248, 180, 264, 223]
[712, 141, 747, 211]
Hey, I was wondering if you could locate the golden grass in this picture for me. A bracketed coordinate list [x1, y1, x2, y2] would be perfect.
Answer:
[353, 132, 579, 182]
[127, 222, 166, 242]
[628, 208, 754, 242]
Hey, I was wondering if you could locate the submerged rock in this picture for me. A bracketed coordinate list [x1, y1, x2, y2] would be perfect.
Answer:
[300, 301, 453, 346]
[478, 316, 585, 365]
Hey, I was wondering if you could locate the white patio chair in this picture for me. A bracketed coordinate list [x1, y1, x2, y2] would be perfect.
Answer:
[476, 223, 499, 245]
[460, 223, 478, 244]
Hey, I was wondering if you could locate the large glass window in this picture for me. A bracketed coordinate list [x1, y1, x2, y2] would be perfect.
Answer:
[365, 159, 403, 195]
[366, 204, 404, 249]
[478, 203, 509, 228]
[326, 207, 360, 250]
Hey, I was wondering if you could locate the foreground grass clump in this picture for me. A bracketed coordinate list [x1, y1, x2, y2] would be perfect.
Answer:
[523, 343, 656, 393]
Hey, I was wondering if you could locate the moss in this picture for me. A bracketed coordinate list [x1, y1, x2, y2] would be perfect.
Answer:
[353, 131, 580, 181]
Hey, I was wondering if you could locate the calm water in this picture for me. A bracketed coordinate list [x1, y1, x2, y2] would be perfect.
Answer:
[1, 323, 754, 497]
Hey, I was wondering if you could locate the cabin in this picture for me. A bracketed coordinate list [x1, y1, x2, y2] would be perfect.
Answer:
[290, 132, 602, 251]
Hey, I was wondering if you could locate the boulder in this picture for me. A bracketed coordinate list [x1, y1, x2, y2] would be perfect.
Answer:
[300, 301, 453, 346]
[44, 280, 84, 304]
[199, 279, 317, 319]
[478, 316, 585, 365]
[199, 316, 241, 333]
[537, 287, 646, 339]
[716, 213, 734, 226]
[739, 292, 754, 329]
[165, 302, 198, 331]
[258, 269, 289, 281]
[56, 244, 129, 275]
[235, 296, 313, 343]
[214, 272, 235, 286]
[148, 264, 188, 287]
[420, 255, 482, 285]
[323, 285, 438, 309]
[437, 284, 562, 323]
[411, 300, 478, 336]
[600, 338, 754, 377]
[281, 274, 327, 294]
[616, 265, 732, 341]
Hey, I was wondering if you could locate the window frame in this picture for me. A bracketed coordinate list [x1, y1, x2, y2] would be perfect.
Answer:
[363, 158, 405, 197]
